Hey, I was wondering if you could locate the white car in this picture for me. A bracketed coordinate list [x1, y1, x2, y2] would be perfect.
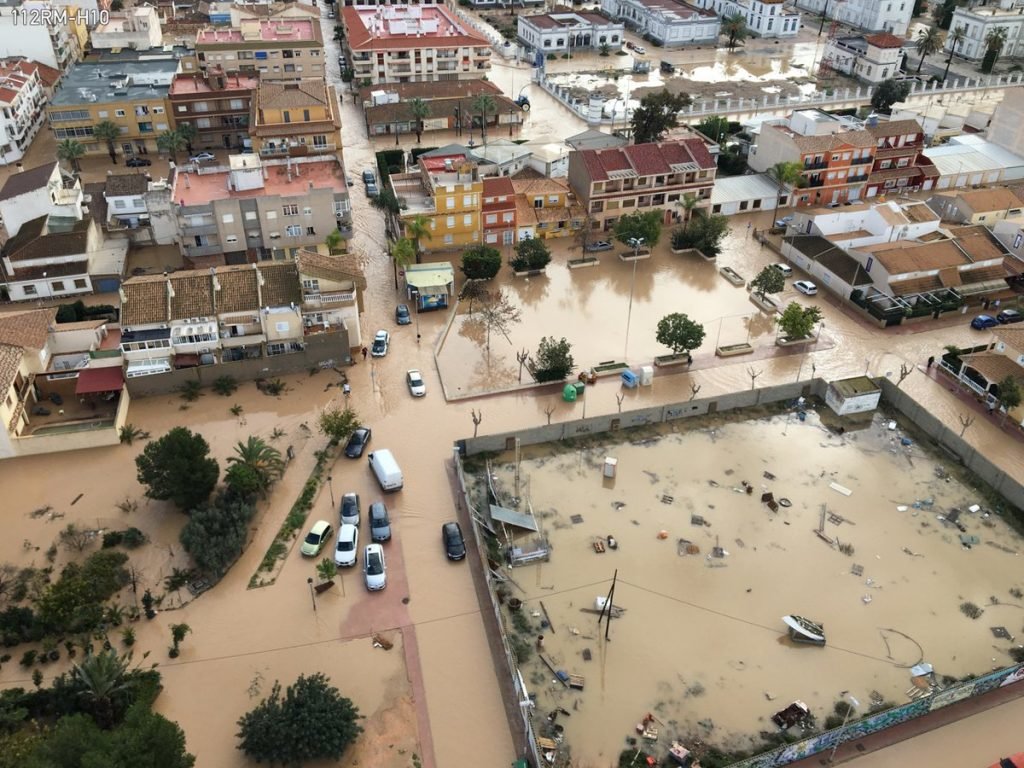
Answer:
[770, 263, 793, 278]
[363, 543, 387, 591]
[189, 152, 216, 163]
[406, 369, 426, 397]
[794, 280, 818, 296]
[334, 523, 359, 567]
[371, 330, 389, 357]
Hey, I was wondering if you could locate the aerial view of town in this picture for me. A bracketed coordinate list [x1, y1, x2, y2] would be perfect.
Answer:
[1, 0, 1024, 765]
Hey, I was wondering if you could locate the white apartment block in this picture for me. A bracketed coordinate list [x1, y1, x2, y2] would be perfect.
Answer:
[600, 0, 721, 45]
[0, 0, 82, 70]
[793, 0, 913, 36]
[89, 6, 163, 51]
[517, 11, 625, 52]
[0, 59, 47, 166]
[822, 33, 904, 83]
[945, 0, 1024, 62]
[694, 0, 801, 38]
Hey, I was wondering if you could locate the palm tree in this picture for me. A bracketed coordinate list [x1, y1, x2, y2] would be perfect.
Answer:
[472, 94, 497, 147]
[405, 213, 432, 263]
[92, 120, 122, 164]
[156, 129, 186, 164]
[325, 228, 345, 254]
[168, 623, 192, 658]
[916, 25, 942, 73]
[766, 161, 804, 223]
[57, 139, 85, 173]
[176, 122, 198, 154]
[408, 98, 431, 144]
[676, 194, 699, 233]
[228, 436, 284, 495]
[391, 237, 415, 289]
[943, 25, 966, 83]
[72, 648, 133, 728]
[722, 14, 748, 51]
[982, 26, 1009, 73]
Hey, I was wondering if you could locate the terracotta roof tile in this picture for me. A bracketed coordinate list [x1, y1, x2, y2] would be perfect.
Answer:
[121, 277, 169, 327]
[889, 274, 943, 295]
[295, 249, 366, 289]
[257, 262, 302, 307]
[866, 33, 906, 49]
[0, 344, 22, 396]
[994, 327, 1024, 349]
[950, 225, 1010, 262]
[258, 80, 330, 109]
[105, 174, 148, 197]
[864, 119, 924, 137]
[576, 137, 714, 183]
[170, 273, 215, 319]
[960, 351, 1024, 385]
[954, 188, 1024, 214]
[0, 308, 55, 349]
[3, 216, 90, 263]
[871, 240, 969, 274]
[215, 267, 261, 314]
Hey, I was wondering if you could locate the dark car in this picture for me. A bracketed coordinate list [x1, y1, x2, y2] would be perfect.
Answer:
[125, 157, 152, 167]
[362, 169, 376, 185]
[997, 308, 1023, 325]
[344, 427, 372, 458]
[441, 521, 466, 561]
[395, 304, 412, 325]
[368, 501, 392, 542]
[971, 314, 999, 330]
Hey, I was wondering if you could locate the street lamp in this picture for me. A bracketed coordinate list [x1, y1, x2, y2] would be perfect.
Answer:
[327, 474, 335, 508]
[828, 692, 860, 763]
[818, 0, 831, 37]
[306, 577, 317, 612]
[623, 236, 644, 360]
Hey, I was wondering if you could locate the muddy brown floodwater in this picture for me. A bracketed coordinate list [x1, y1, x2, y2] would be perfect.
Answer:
[479, 408, 1024, 765]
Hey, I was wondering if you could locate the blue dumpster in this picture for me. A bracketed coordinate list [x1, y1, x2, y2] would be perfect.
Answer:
[621, 370, 639, 389]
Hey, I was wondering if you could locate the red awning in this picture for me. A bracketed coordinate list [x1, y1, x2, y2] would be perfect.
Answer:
[75, 367, 124, 395]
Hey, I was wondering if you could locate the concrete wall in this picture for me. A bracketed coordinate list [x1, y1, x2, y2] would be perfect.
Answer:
[125, 332, 351, 398]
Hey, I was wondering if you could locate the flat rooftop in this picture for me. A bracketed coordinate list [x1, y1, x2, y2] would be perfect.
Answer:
[620, 0, 717, 20]
[173, 157, 347, 206]
[50, 61, 178, 106]
[344, 4, 488, 50]
[196, 19, 319, 44]
[169, 73, 259, 95]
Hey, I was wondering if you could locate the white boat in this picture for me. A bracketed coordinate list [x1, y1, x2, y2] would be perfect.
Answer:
[783, 615, 826, 645]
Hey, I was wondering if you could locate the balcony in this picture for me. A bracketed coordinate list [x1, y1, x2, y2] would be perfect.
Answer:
[303, 290, 356, 307]
[847, 174, 869, 183]
[303, 319, 347, 337]
[874, 145, 918, 160]
[259, 143, 337, 157]
[851, 156, 873, 165]
[806, 178, 824, 188]
[803, 160, 828, 170]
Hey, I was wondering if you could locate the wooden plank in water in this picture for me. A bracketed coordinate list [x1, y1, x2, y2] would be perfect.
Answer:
[540, 600, 556, 634]
[568, 674, 585, 690]
[539, 654, 569, 687]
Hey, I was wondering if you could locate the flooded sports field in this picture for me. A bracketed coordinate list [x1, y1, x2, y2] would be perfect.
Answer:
[477, 404, 1024, 766]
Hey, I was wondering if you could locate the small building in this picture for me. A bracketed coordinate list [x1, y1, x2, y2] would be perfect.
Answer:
[250, 79, 343, 159]
[788, 199, 940, 250]
[89, 6, 163, 51]
[863, 117, 933, 198]
[0, 161, 83, 243]
[926, 188, 1024, 226]
[405, 262, 455, 312]
[565, 129, 628, 152]
[193, 18, 326, 81]
[948, 326, 1024, 425]
[512, 176, 585, 241]
[516, 11, 625, 53]
[924, 135, 1024, 191]
[693, 0, 801, 38]
[710, 173, 784, 216]
[295, 249, 366, 349]
[987, 87, 1024, 156]
[168, 70, 259, 153]
[825, 376, 881, 416]
[390, 152, 483, 252]
[822, 33, 905, 84]
[599, 0, 721, 46]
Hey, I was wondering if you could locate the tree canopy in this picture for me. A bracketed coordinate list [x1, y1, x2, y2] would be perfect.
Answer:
[656, 313, 706, 356]
[135, 427, 218, 510]
[870, 79, 912, 114]
[670, 214, 729, 257]
[530, 337, 575, 382]
[613, 211, 663, 249]
[750, 266, 786, 300]
[511, 238, 551, 271]
[318, 405, 361, 445]
[777, 302, 823, 340]
[461, 245, 502, 280]
[180, 492, 256, 577]
[630, 89, 692, 145]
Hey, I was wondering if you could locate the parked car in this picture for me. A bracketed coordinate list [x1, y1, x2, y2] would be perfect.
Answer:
[770, 263, 793, 278]
[368, 501, 392, 542]
[363, 543, 387, 590]
[334, 523, 359, 567]
[365, 182, 380, 198]
[585, 240, 613, 252]
[971, 314, 999, 330]
[775, 215, 794, 229]
[340, 492, 360, 526]
[996, 308, 1023, 324]
[344, 427, 372, 459]
[371, 329, 389, 357]
[406, 369, 426, 397]
[362, 169, 376, 185]
[794, 280, 818, 296]
[441, 521, 466, 561]
[395, 304, 411, 325]
[189, 152, 216, 163]
[125, 156, 152, 167]
[625, 41, 647, 54]
[300, 520, 333, 556]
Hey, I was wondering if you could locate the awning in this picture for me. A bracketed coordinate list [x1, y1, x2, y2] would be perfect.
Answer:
[75, 366, 124, 395]
[405, 267, 453, 295]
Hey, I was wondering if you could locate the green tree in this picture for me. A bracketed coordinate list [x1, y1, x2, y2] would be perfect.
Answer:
[766, 160, 804, 223]
[106, 704, 195, 767]
[324, 228, 345, 255]
[722, 13, 748, 50]
[461, 245, 502, 279]
[614, 211, 662, 248]
[404, 213, 432, 260]
[168, 623, 191, 658]
[370, 188, 404, 216]
[71, 648, 134, 729]
[472, 93, 497, 146]
[777, 302, 823, 340]
[870, 78, 912, 114]
[981, 26, 1008, 74]
[915, 25, 942, 73]
[316, 559, 337, 583]
[318, 405, 361, 445]
[236, 673, 362, 766]
[670, 214, 730, 257]
[530, 336, 575, 382]
[227, 436, 284, 498]
[943, 26, 966, 82]
[156, 129, 186, 164]
[408, 97, 431, 143]
[656, 313, 705, 357]
[175, 122, 197, 154]
[56, 140, 85, 173]
[997, 375, 1022, 424]
[751, 265, 786, 300]
[180, 492, 256, 577]
[511, 238, 551, 271]
[92, 121, 122, 164]
[135, 427, 219, 510]
[599, 42, 611, 56]
[630, 89, 692, 145]
[676, 193, 700, 233]
[390, 237, 415, 289]
[36, 552, 129, 636]
[694, 115, 730, 144]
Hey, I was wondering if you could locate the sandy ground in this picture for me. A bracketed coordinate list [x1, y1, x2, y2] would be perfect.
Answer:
[481, 407, 1024, 765]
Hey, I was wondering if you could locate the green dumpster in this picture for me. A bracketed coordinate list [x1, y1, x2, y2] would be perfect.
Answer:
[574, 381, 586, 395]
[562, 383, 577, 402]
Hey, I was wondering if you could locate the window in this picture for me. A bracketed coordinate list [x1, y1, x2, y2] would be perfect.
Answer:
[49, 109, 91, 122]
[266, 211, 277, 220]
[534, 197, 543, 208]
[97, 110, 108, 118]
[283, 111, 291, 124]
[313, 135, 328, 148]
[52, 281, 65, 291]
[138, 122, 153, 133]
[114, 200, 126, 209]
[446, 196, 455, 209]
[115, 109, 126, 117]
[283, 205, 298, 216]
[303, 207, 312, 215]
[193, 102, 209, 113]
[177, 105, 187, 112]
[285, 224, 302, 236]
[225, 235, 238, 244]
[222, 213, 234, 223]
[463, 214, 472, 226]
[306, 226, 315, 235]
[153, 106, 164, 114]
[443, 234, 454, 244]
[229, 99, 244, 110]
[245, 211, 257, 221]
[503, 212, 514, 223]
[275, 322, 289, 332]
[196, 117, 211, 129]
[74, 279, 87, 289]
[24, 285, 38, 296]
[463, 194, 473, 206]
[446, 216, 456, 228]
[548, 195, 559, 204]
[485, 214, 497, 224]
[284, 64, 296, 73]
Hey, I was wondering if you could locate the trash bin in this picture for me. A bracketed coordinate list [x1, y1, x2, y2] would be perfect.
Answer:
[640, 365, 654, 386]
[621, 370, 638, 388]
[562, 383, 577, 402]
[574, 381, 586, 395]
[603, 457, 617, 478]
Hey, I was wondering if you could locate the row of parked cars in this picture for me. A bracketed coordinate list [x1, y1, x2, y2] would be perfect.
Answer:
[971, 309, 1023, 329]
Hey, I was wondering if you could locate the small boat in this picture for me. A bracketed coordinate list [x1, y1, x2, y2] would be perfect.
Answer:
[782, 615, 826, 646]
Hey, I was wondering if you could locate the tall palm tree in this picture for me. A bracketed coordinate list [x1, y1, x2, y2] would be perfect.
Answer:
[408, 98, 431, 144]
[982, 26, 1009, 73]
[176, 122, 198, 154]
[405, 213, 432, 263]
[915, 25, 942, 73]
[943, 25, 966, 83]
[676, 194, 699, 233]
[722, 14, 748, 51]
[471, 94, 497, 147]
[767, 161, 804, 223]
[92, 120, 122, 164]
[228, 436, 284, 495]
[57, 139, 85, 173]
[157, 129, 186, 164]
[73, 648, 133, 728]
[391, 237, 415, 289]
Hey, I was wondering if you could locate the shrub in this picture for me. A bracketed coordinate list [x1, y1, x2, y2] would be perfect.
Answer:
[530, 337, 575, 383]
[180, 493, 256, 578]
[461, 246, 502, 280]
[35, 551, 130, 635]
[212, 376, 238, 396]
[670, 214, 730, 257]
[510, 238, 551, 272]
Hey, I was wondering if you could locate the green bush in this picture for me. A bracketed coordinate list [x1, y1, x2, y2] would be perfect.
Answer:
[35, 551, 130, 635]
[180, 493, 256, 578]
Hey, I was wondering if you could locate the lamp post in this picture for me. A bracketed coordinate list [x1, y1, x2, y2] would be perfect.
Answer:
[818, 0, 831, 37]
[623, 236, 644, 360]
[327, 474, 335, 508]
[828, 692, 860, 763]
[306, 577, 317, 612]
[508, 106, 514, 137]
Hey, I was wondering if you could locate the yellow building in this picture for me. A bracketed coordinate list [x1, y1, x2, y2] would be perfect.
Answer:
[46, 61, 177, 157]
[391, 153, 482, 252]
[511, 177, 585, 241]
[250, 80, 342, 158]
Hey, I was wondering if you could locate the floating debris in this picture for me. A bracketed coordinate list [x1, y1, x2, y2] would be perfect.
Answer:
[661, 495, 675, 505]
[612, 501, 626, 510]
[851, 564, 864, 577]
[778, 498, 793, 507]
[991, 626, 1013, 640]
[830, 482, 853, 496]
[708, 479, 720, 488]
[763, 471, 776, 481]
[570, 514, 584, 525]
[691, 514, 707, 526]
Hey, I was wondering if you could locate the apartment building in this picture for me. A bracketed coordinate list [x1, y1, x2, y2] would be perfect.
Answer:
[599, 0, 720, 46]
[89, 6, 163, 51]
[822, 33, 905, 84]
[567, 138, 717, 231]
[342, 4, 492, 85]
[946, 0, 1024, 62]
[88, 172, 177, 246]
[517, 11, 625, 53]
[792, 0, 913, 36]
[193, 18, 325, 81]
[171, 154, 352, 267]
[46, 60, 177, 157]
[0, 0, 82, 71]
[750, 110, 877, 207]
[390, 153, 483, 252]
[512, 176, 585, 241]
[0, 59, 48, 166]
[250, 79, 342, 158]
[481, 176, 516, 247]
[863, 117, 933, 198]
[169, 70, 259, 153]
[693, 0, 801, 38]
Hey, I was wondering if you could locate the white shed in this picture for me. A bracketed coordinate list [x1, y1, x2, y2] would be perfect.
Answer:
[710, 174, 785, 217]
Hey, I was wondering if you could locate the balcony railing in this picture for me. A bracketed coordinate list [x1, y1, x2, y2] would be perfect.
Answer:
[804, 160, 828, 170]
[807, 178, 824, 188]
[259, 143, 337, 156]
[303, 291, 356, 306]
[874, 145, 918, 159]
[851, 156, 873, 165]
[847, 174, 869, 183]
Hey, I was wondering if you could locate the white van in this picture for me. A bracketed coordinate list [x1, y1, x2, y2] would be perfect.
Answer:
[368, 449, 403, 492]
